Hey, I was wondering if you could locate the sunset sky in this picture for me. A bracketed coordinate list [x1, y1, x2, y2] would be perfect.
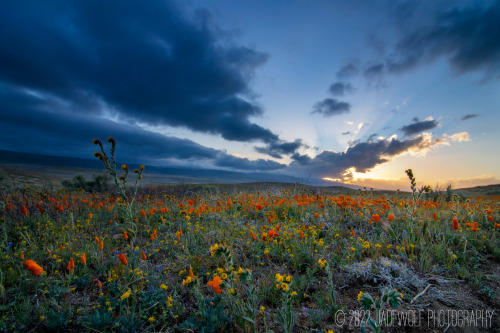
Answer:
[1, 0, 499, 190]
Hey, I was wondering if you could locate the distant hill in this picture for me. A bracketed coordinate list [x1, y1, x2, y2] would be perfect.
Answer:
[0, 149, 353, 188]
[453, 183, 500, 198]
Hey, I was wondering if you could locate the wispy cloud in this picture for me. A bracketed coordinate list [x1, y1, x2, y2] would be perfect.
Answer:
[400, 119, 440, 136]
[461, 114, 480, 121]
[311, 98, 351, 117]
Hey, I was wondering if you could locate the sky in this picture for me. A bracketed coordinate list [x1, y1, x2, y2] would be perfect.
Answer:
[0, 0, 499, 190]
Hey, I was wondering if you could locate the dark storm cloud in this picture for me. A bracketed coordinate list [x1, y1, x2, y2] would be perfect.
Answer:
[255, 139, 304, 159]
[311, 98, 350, 117]
[290, 133, 445, 178]
[400, 119, 439, 136]
[0, 86, 282, 171]
[290, 153, 312, 165]
[387, 2, 500, 79]
[461, 114, 480, 121]
[214, 154, 285, 171]
[328, 82, 354, 96]
[0, 0, 285, 145]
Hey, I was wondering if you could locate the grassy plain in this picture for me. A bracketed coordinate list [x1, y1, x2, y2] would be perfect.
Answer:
[0, 165, 499, 332]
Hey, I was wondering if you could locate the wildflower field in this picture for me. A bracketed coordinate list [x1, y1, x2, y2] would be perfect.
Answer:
[0, 142, 499, 332]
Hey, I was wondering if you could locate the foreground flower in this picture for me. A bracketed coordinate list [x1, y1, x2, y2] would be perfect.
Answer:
[118, 253, 128, 265]
[24, 260, 43, 276]
[357, 291, 363, 302]
[67, 258, 75, 273]
[207, 276, 222, 294]
[120, 289, 131, 300]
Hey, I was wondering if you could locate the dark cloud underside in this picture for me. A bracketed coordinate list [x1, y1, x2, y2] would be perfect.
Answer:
[0, 0, 284, 145]
[389, 2, 500, 79]
[290, 133, 445, 179]
[0, 85, 284, 171]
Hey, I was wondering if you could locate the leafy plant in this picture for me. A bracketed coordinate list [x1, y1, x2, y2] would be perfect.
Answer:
[92, 137, 144, 237]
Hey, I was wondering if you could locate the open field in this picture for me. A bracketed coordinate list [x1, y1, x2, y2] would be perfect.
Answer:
[0, 169, 499, 333]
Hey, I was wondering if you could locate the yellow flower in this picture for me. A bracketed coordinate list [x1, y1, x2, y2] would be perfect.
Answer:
[281, 283, 289, 291]
[276, 283, 281, 289]
[357, 291, 363, 302]
[148, 316, 155, 322]
[291, 291, 297, 296]
[121, 289, 131, 300]
[160, 284, 168, 290]
[210, 244, 219, 256]
[167, 296, 173, 307]
[182, 276, 192, 286]
[275, 273, 283, 282]
[228, 288, 234, 294]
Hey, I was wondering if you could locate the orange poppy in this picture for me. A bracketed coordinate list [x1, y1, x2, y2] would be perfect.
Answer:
[24, 260, 43, 276]
[141, 251, 147, 260]
[67, 257, 75, 273]
[452, 218, 459, 230]
[207, 276, 222, 294]
[80, 253, 86, 264]
[118, 253, 128, 265]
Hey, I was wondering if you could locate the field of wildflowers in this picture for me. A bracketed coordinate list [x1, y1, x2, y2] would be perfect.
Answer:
[0, 140, 498, 332]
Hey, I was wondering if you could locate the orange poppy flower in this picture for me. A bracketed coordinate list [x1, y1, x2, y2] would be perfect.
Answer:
[141, 251, 147, 260]
[207, 276, 222, 294]
[371, 214, 380, 223]
[472, 222, 478, 232]
[388, 214, 394, 222]
[189, 266, 194, 278]
[452, 218, 459, 230]
[123, 231, 129, 240]
[118, 253, 128, 265]
[24, 260, 43, 276]
[67, 257, 75, 273]
[250, 231, 257, 241]
[99, 241, 104, 250]
[351, 228, 355, 238]
[80, 253, 86, 264]
[20, 252, 24, 260]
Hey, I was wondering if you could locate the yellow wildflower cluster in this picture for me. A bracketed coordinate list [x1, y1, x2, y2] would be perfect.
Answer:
[275, 273, 292, 291]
